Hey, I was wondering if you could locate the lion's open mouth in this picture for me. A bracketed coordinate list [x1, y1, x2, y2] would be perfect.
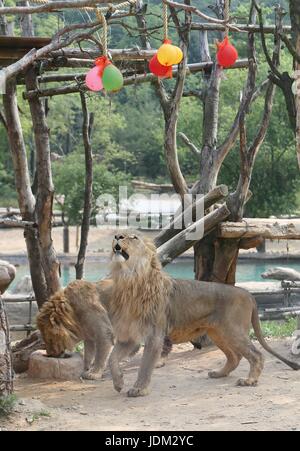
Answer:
[113, 247, 129, 261]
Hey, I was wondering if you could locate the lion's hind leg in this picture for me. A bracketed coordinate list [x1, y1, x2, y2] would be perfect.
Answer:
[83, 340, 95, 371]
[207, 331, 242, 379]
[234, 340, 264, 387]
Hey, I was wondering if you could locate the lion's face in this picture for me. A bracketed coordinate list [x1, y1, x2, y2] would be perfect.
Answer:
[40, 327, 67, 358]
[111, 233, 153, 271]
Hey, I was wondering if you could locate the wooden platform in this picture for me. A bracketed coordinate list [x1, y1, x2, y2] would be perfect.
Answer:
[0, 36, 51, 65]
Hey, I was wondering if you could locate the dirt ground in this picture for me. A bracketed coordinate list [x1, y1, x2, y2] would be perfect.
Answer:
[1, 339, 300, 432]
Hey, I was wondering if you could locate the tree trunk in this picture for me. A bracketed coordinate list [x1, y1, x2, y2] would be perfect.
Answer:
[2, 80, 48, 308]
[0, 296, 13, 397]
[24, 66, 61, 297]
[289, 0, 300, 167]
[75, 93, 94, 280]
[0, 269, 15, 398]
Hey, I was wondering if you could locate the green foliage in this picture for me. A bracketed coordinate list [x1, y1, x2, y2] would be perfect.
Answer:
[0, 394, 17, 418]
[0, 0, 298, 220]
[53, 153, 129, 225]
[250, 318, 297, 339]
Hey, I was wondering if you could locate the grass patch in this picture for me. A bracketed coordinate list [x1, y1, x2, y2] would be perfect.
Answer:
[75, 341, 84, 353]
[250, 318, 297, 339]
[0, 394, 17, 417]
[26, 410, 51, 425]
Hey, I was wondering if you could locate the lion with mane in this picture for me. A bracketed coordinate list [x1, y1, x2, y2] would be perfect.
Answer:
[109, 233, 300, 397]
[37, 279, 114, 380]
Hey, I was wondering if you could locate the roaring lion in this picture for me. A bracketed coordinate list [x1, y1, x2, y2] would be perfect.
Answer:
[37, 279, 114, 380]
[109, 233, 300, 397]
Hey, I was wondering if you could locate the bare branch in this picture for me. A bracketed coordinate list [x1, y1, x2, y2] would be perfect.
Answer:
[164, 0, 242, 32]
[0, 0, 129, 15]
[178, 132, 200, 157]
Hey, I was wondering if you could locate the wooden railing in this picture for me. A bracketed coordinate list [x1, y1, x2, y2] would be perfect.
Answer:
[3, 293, 36, 334]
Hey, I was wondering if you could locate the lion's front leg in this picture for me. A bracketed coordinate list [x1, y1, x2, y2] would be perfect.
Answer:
[109, 340, 139, 392]
[127, 333, 163, 398]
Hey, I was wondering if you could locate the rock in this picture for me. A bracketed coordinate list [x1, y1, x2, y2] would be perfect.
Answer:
[28, 350, 84, 381]
[11, 275, 33, 295]
[0, 260, 16, 294]
[261, 267, 300, 281]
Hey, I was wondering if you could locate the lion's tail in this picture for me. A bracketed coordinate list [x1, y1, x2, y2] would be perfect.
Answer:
[37, 291, 81, 350]
[251, 300, 300, 371]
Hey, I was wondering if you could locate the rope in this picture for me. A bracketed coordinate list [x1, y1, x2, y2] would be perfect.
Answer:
[96, 8, 108, 56]
[224, 0, 230, 37]
[162, 1, 168, 40]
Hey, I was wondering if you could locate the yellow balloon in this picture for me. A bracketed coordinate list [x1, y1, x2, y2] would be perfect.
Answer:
[157, 41, 183, 66]
[172, 46, 183, 65]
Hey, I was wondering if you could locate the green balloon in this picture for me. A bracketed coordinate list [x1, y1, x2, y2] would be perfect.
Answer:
[102, 64, 124, 92]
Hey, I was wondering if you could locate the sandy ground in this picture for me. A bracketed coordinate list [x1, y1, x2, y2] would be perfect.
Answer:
[0, 226, 300, 259]
[1, 340, 300, 432]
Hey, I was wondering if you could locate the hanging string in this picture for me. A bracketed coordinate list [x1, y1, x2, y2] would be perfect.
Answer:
[162, 2, 168, 40]
[96, 8, 108, 56]
[224, 0, 230, 37]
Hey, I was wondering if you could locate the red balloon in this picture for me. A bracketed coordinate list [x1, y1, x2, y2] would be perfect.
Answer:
[216, 37, 238, 68]
[149, 54, 172, 79]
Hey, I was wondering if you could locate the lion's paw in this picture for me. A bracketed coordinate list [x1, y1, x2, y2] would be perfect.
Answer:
[81, 370, 103, 381]
[236, 378, 257, 387]
[208, 370, 227, 379]
[155, 359, 166, 369]
[113, 376, 124, 393]
[127, 387, 150, 398]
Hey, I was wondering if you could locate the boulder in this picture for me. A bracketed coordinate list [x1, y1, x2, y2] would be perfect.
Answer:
[11, 275, 33, 295]
[0, 260, 16, 294]
[261, 267, 300, 282]
[28, 350, 84, 380]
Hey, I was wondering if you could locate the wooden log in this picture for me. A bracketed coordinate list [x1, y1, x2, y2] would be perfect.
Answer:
[218, 219, 300, 240]
[157, 204, 230, 266]
[261, 267, 300, 282]
[132, 180, 174, 192]
[0, 218, 36, 228]
[11, 330, 45, 374]
[9, 325, 36, 332]
[154, 185, 228, 248]
[260, 310, 300, 321]
[0, 0, 123, 15]
[2, 294, 35, 303]
[191, 22, 291, 34]
[23, 60, 249, 99]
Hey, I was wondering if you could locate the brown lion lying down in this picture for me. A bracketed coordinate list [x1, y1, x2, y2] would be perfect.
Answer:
[37, 279, 114, 380]
[109, 234, 300, 397]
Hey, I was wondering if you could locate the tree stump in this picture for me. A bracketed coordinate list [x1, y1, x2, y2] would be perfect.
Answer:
[28, 350, 84, 380]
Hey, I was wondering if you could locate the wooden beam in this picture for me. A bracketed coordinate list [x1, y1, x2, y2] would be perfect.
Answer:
[191, 22, 291, 34]
[23, 59, 249, 99]
[218, 219, 300, 240]
[154, 185, 228, 248]
[131, 180, 174, 192]
[157, 204, 230, 266]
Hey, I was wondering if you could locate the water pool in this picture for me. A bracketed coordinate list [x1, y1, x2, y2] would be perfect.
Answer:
[10, 258, 300, 288]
